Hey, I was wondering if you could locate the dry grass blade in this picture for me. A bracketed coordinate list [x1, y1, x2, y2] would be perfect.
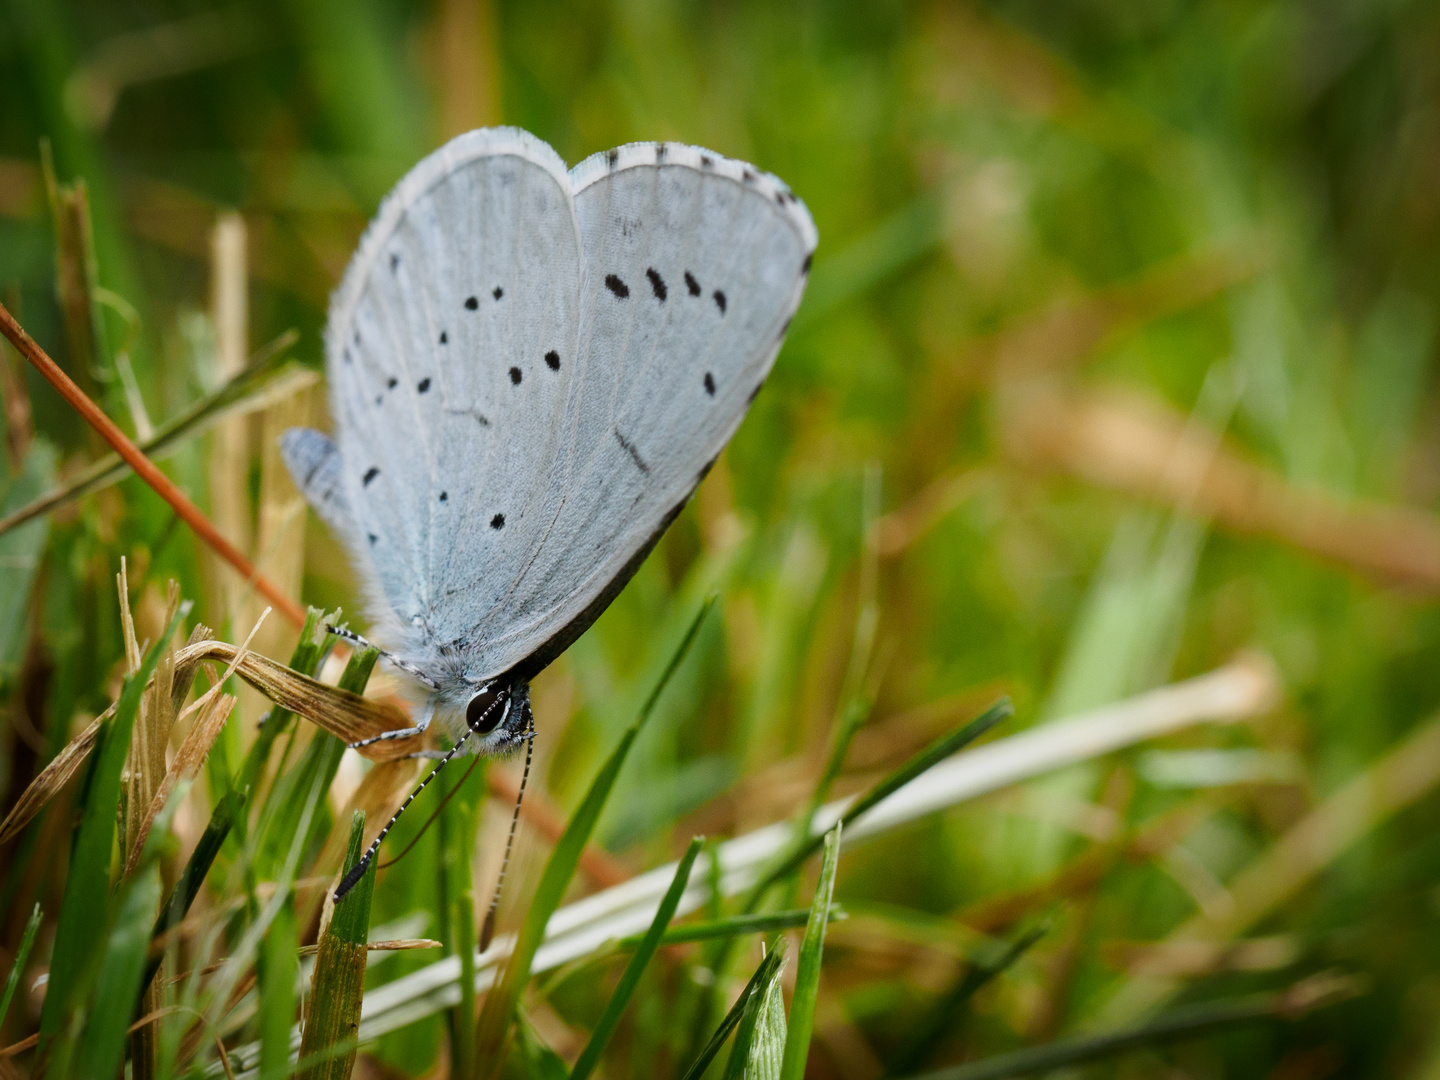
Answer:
[123, 691, 236, 877]
[0, 710, 106, 846]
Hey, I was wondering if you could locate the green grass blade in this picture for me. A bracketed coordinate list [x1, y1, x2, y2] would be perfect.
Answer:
[36, 600, 189, 1072]
[721, 938, 786, 1080]
[679, 947, 787, 1080]
[741, 954, 789, 1080]
[299, 811, 377, 1080]
[71, 864, 163, 1080]
[779, 823, 842, 1080]
[473, 597, 713, 1067]
[618, 907, 845, 948]
[751, 699, 1011, 906]
[570, 836, 705, 1080]
[143, 787, 246, 992]
[0, 902, 41, 1029]
[258, 891, 299, 1080]
[886, 921, 1049, 1076]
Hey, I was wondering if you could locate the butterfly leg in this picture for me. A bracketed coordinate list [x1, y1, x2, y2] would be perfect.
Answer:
[347, 698, 435, 751]
[326, 623, 441, 692]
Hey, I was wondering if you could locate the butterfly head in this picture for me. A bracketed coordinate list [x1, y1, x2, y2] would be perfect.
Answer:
[446, 674, 532, 756]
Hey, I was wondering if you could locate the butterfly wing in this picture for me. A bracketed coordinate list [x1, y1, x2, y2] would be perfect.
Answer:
[317, 127, 585, 652]
[446, 141, 816, 678]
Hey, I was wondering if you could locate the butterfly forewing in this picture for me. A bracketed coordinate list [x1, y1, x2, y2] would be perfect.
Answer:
[326, 129, 583, 650]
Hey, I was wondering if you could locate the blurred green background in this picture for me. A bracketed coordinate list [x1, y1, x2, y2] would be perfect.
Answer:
[2, 0, 1440, 1076]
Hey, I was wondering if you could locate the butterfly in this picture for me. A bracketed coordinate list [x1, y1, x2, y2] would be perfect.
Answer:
[281, 127, 814, 895]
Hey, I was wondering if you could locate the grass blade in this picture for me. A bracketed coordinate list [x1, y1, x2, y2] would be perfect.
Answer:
[473, 597, 713, 1068]
[722, 939, 787, 1080]
[70, 865, 163, 1080]
[887, 921, 1049, 1076]
[570, 836, 705, 1080]
[0, 903, 41, 1029]
[35, 600, 189, 1074]
[298, 811, 377, 1080]
[751, 699, 1011, 905]
[618, 907, 845, 948]
[680, 946, 787, 1080]
[779, 822, 842, 1080]
[257, 892, 298, 1080]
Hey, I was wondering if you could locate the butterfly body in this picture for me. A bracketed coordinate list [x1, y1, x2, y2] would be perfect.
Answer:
[284, 127, 815, 758]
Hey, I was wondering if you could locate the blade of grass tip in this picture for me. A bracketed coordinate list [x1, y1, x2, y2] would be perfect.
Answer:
[0, 903, 41, 1028]
[570, 836, 705, 1080]
[679, 946, 787, 1080]
[779, 822, 842, 1080]
[899, 976, 1362, 1080]
[751, 699, 1011, 907]
[619, 907, 845, 948]
[0, 301, 306, 627]
[473, 597, 714, 1067]
[35, 600, 189, 1074]
[298, 811, 376, 1080]
[886, 921, 1049, 1077]
[740, 946, 790, 1080]
[722, 939, 787, 1080]
[71, 865, 164, 1080]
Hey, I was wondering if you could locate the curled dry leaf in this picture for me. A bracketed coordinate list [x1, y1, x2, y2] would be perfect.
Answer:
[171, 639, 423, 761]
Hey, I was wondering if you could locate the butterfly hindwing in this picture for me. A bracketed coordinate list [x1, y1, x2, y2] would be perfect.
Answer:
[448, 142, 816, 675]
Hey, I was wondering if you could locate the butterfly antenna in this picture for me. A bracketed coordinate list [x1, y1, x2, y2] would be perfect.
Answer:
[480, 713, 535, 952]
[334, 730, 472, 901]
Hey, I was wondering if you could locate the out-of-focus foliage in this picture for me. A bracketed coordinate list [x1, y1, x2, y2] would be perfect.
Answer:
[1, 0, 1439, 1077]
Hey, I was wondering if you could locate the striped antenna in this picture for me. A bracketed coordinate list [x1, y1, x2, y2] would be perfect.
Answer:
[480, 711, 535, 951]
[333, 728, 473, 901]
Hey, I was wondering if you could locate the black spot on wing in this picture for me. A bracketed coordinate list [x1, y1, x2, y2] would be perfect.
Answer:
[439, 331, 448, 344]
[685, 271, 701, 296]
[606, 148, 619, 169]
[464, 296, 478, 310]
[363, 467, 380, 486]
[387, 377, 398, 389]
[493, 286, 503, 300]
[700, 155, 713, 168]
[614, 429, 650, 474]
[646, 268, 667, 301]
[742, 169, 757, 183]
[439, 491, 448, 502]
[802, 253, 813, 274]
[703, 372, 715, 396]
[368, 532, 378, 545]
[491, 513, 505, 529]
[389, 253, 399, 271]
[545, 350, 560, 371]
[509, 367, 522, 385]
[605, 274, 629, 298]
[655, 142, 668, 162]
[417, 378, 431, 393]
[713, 290, 727, 314]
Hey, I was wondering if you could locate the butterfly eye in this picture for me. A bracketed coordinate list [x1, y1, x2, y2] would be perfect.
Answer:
[466, 689, 506, 735]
